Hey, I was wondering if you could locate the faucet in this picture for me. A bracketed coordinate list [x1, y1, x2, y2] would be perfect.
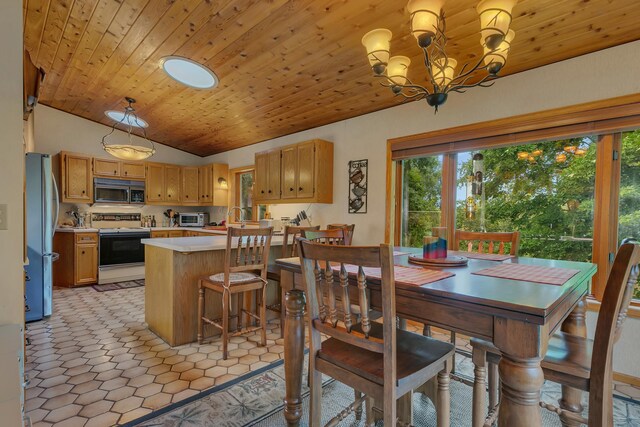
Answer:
[227, 206, 246, 228]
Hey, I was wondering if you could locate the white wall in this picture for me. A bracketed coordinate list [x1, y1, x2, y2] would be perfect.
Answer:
[205, 40, 640, 377]
[0, 0, 26, 424]
[34, 104, 205, 166]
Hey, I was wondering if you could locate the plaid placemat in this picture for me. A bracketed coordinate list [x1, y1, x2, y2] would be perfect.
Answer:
[449, 250, 514, 262]
[330, 264, 454, 287]
[472, 263, 580, 285]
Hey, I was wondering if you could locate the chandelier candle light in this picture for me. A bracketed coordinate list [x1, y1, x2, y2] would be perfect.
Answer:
[101, 97, 156, 161]
[362, 0, 518, 112]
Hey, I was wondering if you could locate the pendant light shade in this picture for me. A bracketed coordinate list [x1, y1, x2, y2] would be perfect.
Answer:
[387, 56, 411, 86]
[361, 29, 393, 74]
[483, 29, 515, 74]
[407, 0, 444, 46]
[477, 0, 517, 49]
[101, 98, 156, 161]
[432, 57, 457, 87]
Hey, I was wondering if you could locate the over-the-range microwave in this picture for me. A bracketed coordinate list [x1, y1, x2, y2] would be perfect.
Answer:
[94, 178, 145, 204]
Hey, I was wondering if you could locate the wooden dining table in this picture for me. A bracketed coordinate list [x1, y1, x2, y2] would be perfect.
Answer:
[277, 248, 597, 427]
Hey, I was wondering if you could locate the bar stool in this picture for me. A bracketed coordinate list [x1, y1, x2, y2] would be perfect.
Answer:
[198, 227, 273, 359]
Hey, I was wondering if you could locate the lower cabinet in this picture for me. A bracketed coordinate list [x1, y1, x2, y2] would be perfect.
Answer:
[53, 232, 98, 286]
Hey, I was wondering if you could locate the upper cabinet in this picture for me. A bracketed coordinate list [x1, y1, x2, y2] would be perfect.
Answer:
[94, 158, 145, 179]
[146, 162, 227, 206]
[254, 139, 333, 204]
[56, 151, 228, 208]
[59, 152, 93, 203]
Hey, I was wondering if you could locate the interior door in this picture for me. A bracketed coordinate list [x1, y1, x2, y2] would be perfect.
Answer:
[281, 146, 297, 199]
[146, 163, 165, 202]
[297, 141, 315, 198]
[267, 150, 281, 200]
[165, 165, 181, 203]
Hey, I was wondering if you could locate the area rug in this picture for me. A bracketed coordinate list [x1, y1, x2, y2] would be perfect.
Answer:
[129, 353, 640, 426]
[92, 279, 145, 292]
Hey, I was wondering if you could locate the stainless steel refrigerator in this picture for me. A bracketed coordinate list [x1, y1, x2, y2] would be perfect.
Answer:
[25, 153, 59, 322]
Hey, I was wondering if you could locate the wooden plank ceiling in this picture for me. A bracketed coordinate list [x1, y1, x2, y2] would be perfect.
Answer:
[24, 0, 640, 156]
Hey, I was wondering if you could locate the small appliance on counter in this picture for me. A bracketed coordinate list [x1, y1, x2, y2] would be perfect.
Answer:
[178, 212, 209, 227]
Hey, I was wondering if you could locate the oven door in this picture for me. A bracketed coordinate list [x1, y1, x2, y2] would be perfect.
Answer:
[99, 232, 150, 267]
[94, 184, 130, 204]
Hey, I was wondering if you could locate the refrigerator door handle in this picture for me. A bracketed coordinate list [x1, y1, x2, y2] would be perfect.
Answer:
[42, 253, 53, 317]
[52, 171, 60, 238]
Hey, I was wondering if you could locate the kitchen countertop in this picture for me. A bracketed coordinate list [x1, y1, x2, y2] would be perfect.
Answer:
[55, 227, 99, 233]
[142, 235, 285, 252]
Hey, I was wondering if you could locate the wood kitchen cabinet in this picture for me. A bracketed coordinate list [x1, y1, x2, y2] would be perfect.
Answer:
[198, 165, 213, 204]
[146, 162, 182, 204]
[53, 232, 98, 286]
[58, 151, 93, 203]
[181, 166, 200, 205]
[164, 165, 181, 203]
[254, 139, 333, 204]
[93, 158, 145, 179]
[198, 163, 228, 206]
[93, 158, 120, 177]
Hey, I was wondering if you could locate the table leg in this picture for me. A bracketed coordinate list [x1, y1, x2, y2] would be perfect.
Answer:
[494, 318, 547, 427]
[284, 286, 306, 427]
[558, 296, 587, 426]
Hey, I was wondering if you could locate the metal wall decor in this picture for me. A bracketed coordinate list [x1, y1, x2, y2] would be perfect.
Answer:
[348, 159, 368, 214]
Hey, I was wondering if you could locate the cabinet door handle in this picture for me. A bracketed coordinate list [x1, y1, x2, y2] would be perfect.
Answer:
[82, 190, 86, 194]
[124, 171, 128, 175]
[158, 194, 161, 197]
[299, 187, 303, 191]
[114, 170, 117, 174]
[268, 190, 272, 193]
[82, 251, 85, 254]
[261, 190, 264, 194]
[185, 195, 189, 198]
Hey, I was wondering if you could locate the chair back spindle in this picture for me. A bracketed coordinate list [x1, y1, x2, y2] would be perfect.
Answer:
[282, 225, 320, 258]
[327, 223, 356, 245]
[225, 227, 273, 280]
[453, 229, 521, 255]
[298, 240, 395, 354]
[303, 228, 347, 245]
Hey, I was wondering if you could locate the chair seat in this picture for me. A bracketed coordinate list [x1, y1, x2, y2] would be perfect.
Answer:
[207, 272, 265, 285]
[471, 331, 593, 390]
[318, 322, 454, 389]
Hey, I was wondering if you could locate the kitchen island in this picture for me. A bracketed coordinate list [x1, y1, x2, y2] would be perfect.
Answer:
[142, 234, 284, 346]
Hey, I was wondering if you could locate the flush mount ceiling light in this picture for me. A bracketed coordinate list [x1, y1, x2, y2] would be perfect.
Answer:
[104, 110, 148, 128]
[160, 56, 218, 89]
[362, 0, 518, 112]
[101, 97, 156, 161]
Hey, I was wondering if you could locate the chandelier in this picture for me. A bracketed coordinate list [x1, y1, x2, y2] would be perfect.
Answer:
[361, 0, 517, 112]
[101, 97, 156, 161]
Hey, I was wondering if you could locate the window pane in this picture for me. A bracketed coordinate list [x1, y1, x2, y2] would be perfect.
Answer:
[619, 131, 640, 300]
[400, 156, 443, 247]
[455, 137, 597, 262]
[239, 172, 253, 220]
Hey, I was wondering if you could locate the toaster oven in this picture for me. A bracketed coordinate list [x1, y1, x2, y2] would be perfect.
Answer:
[178, 212, 209, 227]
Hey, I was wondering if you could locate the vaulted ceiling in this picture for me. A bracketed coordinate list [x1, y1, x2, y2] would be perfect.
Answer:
[23, 0, 640, 156]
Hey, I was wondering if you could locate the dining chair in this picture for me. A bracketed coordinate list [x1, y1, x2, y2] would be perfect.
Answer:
[327, 223, 356, 245]
[298, 239, 454, 427]
[266, 225, 320, 337]
[197, 227, 273, 360]
[302, 228, 347, 245]
[423, 229, 521, 376]
[470, 242, 640, 427]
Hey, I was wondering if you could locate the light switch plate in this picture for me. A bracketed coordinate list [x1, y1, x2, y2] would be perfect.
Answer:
[0, 204, 7, 230]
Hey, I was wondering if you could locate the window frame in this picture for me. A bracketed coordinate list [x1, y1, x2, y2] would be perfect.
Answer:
[229, 166, 262, 223]
[385, 94, 640, 302]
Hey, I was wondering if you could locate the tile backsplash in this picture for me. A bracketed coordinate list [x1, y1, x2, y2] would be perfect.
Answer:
[58, 203, 228, 228]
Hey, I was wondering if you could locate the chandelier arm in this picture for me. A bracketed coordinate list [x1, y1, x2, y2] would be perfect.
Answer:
[448, 49, 498, 84]
[447, 74, 496, 93]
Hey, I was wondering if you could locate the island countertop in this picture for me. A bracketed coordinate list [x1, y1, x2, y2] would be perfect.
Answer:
[142, 235, 285, 252]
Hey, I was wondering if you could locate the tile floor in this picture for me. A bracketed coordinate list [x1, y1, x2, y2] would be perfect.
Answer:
[25, 286, 640, 427]
[25, 286, 286, 427]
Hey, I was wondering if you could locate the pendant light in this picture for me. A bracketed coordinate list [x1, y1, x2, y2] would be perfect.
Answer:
[101, 97, 156, 161]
